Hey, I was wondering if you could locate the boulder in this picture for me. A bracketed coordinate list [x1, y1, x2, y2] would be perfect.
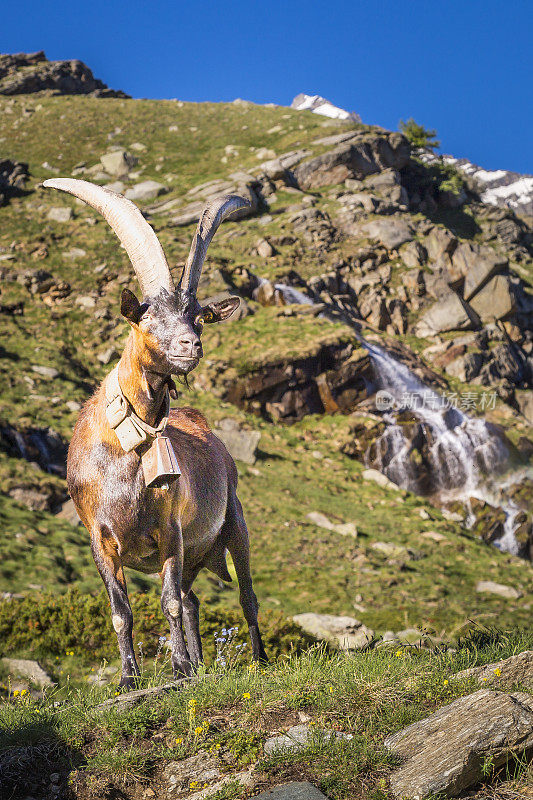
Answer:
[476, 580, 522, 599]
[31, 364, 59, 379]
[124, 180, 168, 202]
[414, 293, 479, 336]
[452, 243, 507, 300]
[100, 150, 137, 177]
[424, 227, 457, 261]
[385, 690, 533, 798]
[47, 206, 72, 223]
[292, 613, 373, 650]
[0, 51, 128, 97]
[516, 390, 533, 425]
[8, 487, 54, 511]
[362, 468, 400, 490]
[256, 238, 275, 258]
[469, 274, 515, 321]
[214, 418, 260, 464]
[445, 352, 484, 382]
[453, 650, 533, 689]
[362, 218, 413, 250]
[1, 658, 54, 688]
[400, 240, 427, 268]
[293, 132, 410, 189]
[306, 511, 357, 538]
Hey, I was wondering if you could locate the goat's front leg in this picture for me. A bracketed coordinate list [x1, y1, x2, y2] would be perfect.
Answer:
[91, 527, 140, 689]
[160, 525, 194, 678]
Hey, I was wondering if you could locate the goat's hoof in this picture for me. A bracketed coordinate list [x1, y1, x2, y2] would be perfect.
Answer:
[173, 661, 194, 680]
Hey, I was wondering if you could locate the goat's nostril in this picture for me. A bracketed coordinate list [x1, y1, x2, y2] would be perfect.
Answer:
[177, 336, 202, 355]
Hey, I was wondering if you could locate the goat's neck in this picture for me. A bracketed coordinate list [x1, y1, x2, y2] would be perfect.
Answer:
[116, 337, 169, 428]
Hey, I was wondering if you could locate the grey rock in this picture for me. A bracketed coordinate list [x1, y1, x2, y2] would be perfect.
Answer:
[306, 511, 357, 538]
[452, 243, 507, 300]
[469, 274, 515, 321]
[9, 487, 53, 511]
[415, 293, 478, 336]
[363, 218, 413, 250]
[66, 400, 82, 413]
[31, 365, 59, 379]
[453, 650, 533, 689]
[516, 390, 533, 425]
[62, 247, 86, 260]
[385, 689, 533, 798]
[445, 352, 484, 381]
[214, 418, 260, 464]
[1, 658, 54, 688]
[476, 580, 522, 599]
[95, 681, 185, 711]
[256, 238, 275, 258]
[47, 207, 72, 223]
[103, 180, 125, 194]
[292, 613, 373, 650]
[97, 347, 119, 365]
[57, 498, 81, 526]
[124, 180, 168, 202]
[362, 468, 400, 490]
[294, 132, 410, 189]
[264, 724, 351, 757]
[400, 240, 427, 268]
[75, 295, 96, 308]
[424, 227, 457, 261]
[253, 783, 329, 800]
[100, 150, 137, 177]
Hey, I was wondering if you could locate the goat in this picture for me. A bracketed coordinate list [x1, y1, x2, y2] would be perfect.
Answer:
[43, 178, 267, 687]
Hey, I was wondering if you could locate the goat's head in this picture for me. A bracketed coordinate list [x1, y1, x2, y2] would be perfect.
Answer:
[43, 179, 248, 376]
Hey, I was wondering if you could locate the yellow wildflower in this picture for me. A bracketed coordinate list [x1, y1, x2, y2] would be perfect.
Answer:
[13, 690, 19, 697]
[493, 668, 501, 677]
[443, 679, 448, 686]
[328, 685, 334, 694]
[189, 781, 198, 789]
[175, 737, 183, 745]
[242, 692, 251, 700]
[194, 726, 203, 736]
[395, 650, 402, 657]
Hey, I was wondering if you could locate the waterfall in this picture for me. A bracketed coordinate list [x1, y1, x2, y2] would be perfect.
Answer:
[363, 340, 524, 555]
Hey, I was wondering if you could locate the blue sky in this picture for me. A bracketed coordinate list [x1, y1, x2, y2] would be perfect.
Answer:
[2, 0, 532, 173]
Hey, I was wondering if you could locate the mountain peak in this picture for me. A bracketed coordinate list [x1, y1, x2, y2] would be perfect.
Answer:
[291, 93, 361, 122]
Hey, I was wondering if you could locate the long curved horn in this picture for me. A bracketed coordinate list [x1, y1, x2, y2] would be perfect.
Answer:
[42, 178, 173, 298]
[182, 194, 250, 295]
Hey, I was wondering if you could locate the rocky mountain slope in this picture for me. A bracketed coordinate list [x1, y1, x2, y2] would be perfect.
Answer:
[0, 72, 532, 800]
[292, 93, 533, 219]
[0, 90, 532, 613]
[0, 51, 129, 97]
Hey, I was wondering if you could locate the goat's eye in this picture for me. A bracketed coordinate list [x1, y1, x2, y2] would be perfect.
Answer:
[195, 314, 205, 330]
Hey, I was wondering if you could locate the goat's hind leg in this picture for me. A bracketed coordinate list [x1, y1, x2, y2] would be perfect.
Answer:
[182, 589, 203, 667]
[224, 496, 267, 663]
[91, 526, 140, 689]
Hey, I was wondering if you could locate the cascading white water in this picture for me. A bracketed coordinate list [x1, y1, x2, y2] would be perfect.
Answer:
[364, 340, 523, 555]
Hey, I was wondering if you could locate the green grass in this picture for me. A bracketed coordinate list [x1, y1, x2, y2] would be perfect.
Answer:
[1, 635, 532, 799]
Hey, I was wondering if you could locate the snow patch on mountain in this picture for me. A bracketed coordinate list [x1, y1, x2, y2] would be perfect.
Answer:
[421, 151, 533, 217]
[291, 93, 361, 123]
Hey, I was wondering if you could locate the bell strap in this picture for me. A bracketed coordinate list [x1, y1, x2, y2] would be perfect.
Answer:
[105, 366, 170, 441]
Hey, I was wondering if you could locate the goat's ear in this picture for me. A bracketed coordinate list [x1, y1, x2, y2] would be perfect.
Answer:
[201, 296, 240, 324]
[120, 288, 142, 324]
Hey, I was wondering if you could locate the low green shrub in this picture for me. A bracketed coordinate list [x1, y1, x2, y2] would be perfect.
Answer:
[0, 587, 315, 664]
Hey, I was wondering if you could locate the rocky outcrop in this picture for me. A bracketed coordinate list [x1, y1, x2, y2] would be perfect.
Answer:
[208, 343, 372, 422]
[0, 159, 29, 205]
[0, 51, 129, 97]
[453, 650, 533, 689]
[385, 689, 533, 798]
[292, 613, 373, 650]
[293, 131, 410, 189]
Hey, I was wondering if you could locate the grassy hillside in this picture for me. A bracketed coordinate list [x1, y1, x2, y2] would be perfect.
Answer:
[0, 92, 532, 651]
[1, 634, 532, 800]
